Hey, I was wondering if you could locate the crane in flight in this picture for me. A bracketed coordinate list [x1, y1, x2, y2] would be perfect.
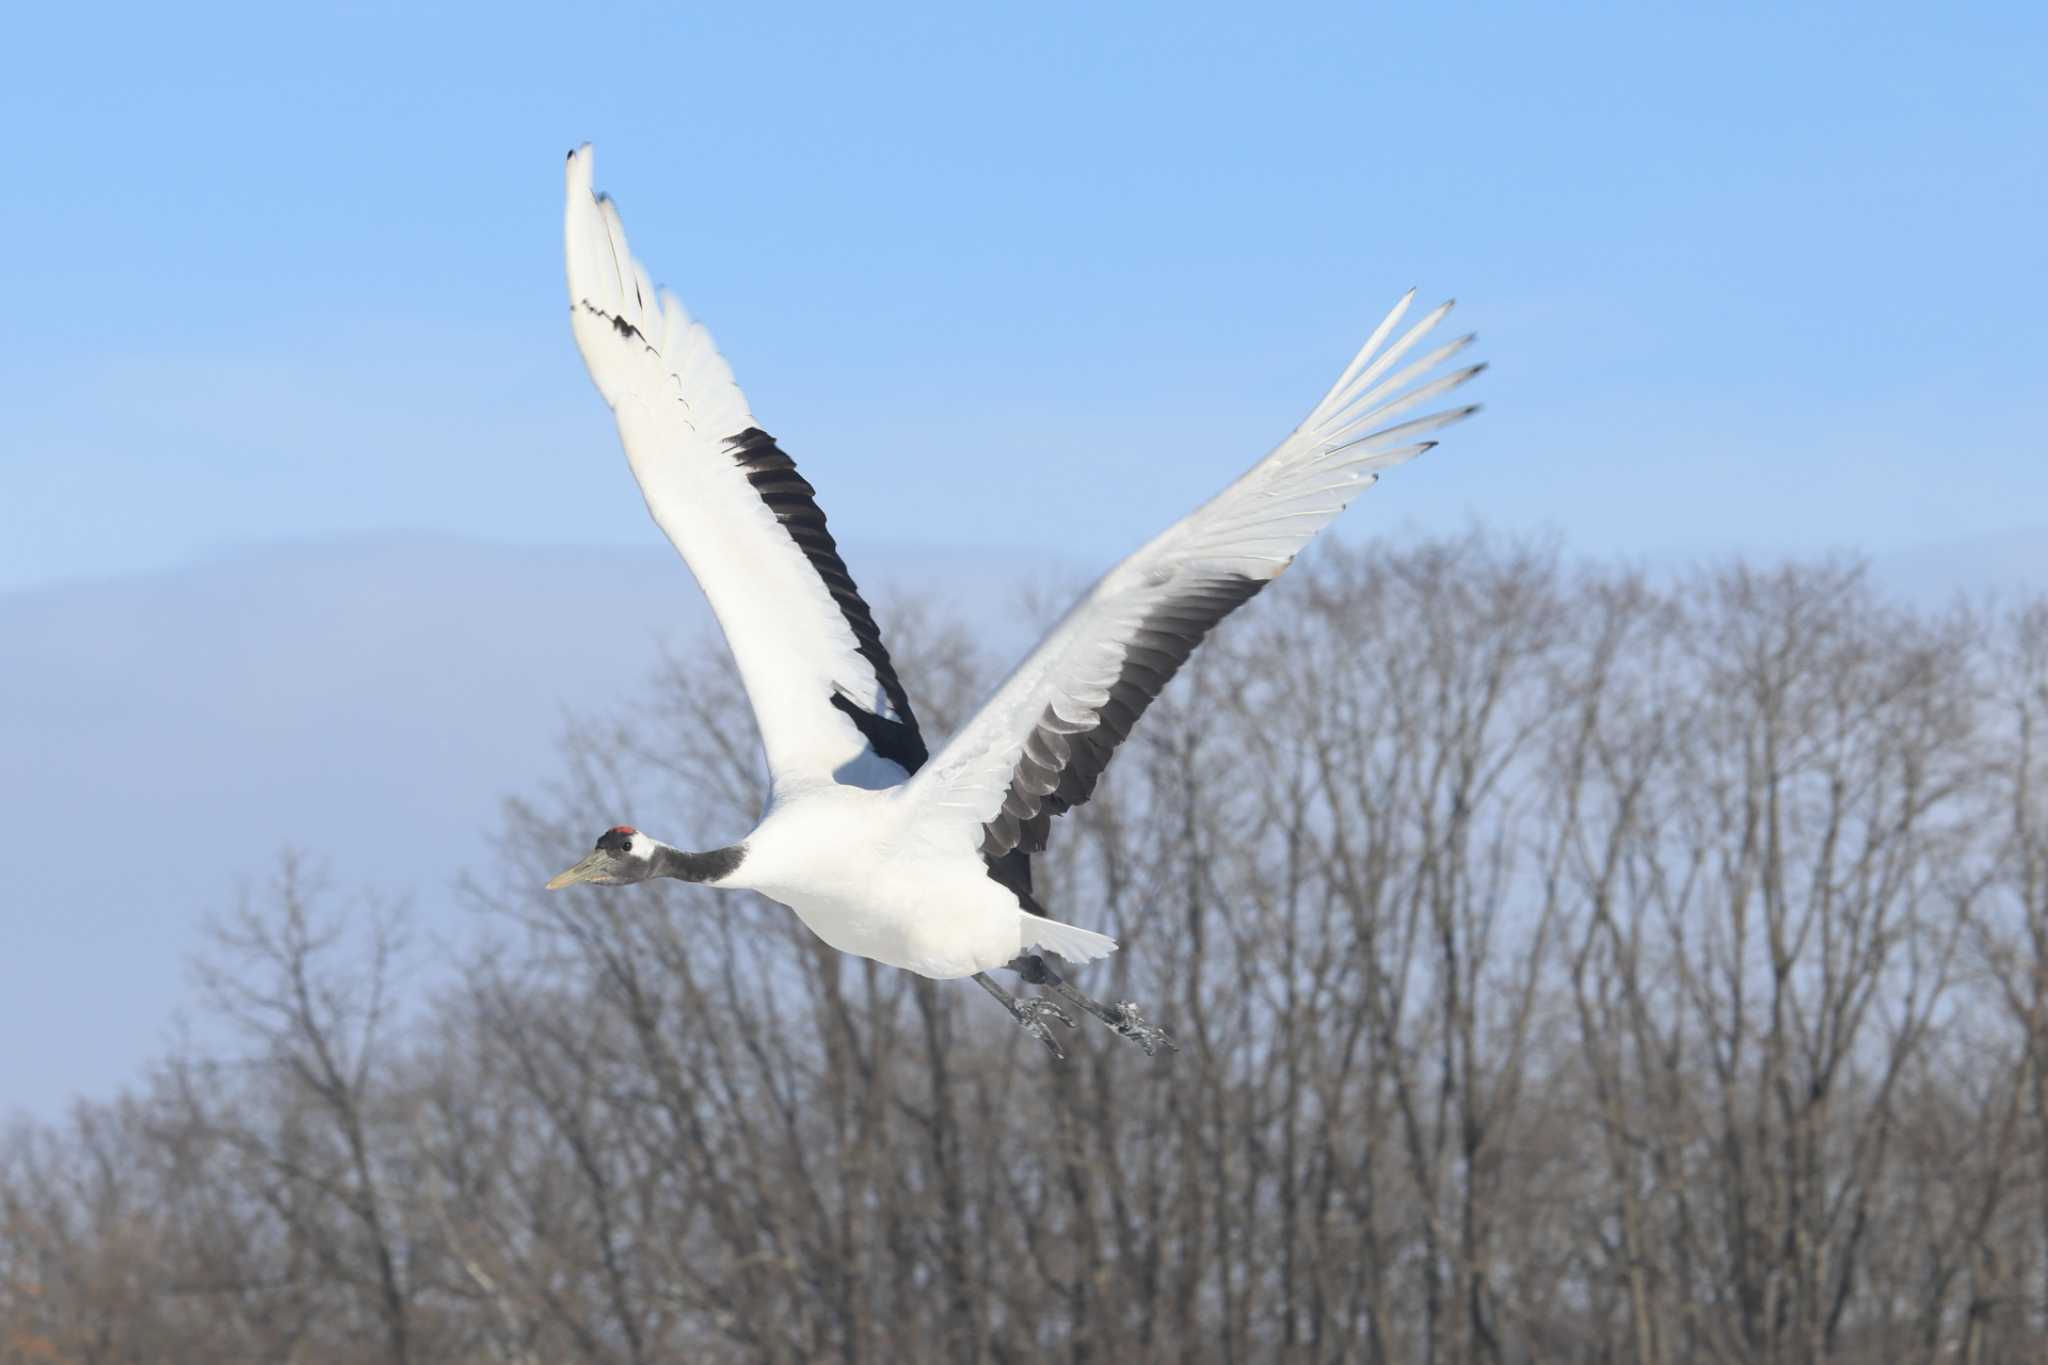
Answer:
[547, 146, 1482, 1059]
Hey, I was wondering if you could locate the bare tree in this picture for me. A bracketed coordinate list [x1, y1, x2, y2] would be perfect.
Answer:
[7, 536, 2046, 1364]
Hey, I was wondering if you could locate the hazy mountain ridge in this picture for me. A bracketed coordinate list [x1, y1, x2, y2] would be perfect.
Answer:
[1864, 525, 2048, 607]
[0, 532, 1058, 1115]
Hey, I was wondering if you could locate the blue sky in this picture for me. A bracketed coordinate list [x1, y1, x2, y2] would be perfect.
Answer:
[4, 1, 2043, 592]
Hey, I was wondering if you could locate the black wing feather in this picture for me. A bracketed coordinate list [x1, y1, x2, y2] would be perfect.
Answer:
[979, 571, 1265, 861]
[725, 427, 928, 773]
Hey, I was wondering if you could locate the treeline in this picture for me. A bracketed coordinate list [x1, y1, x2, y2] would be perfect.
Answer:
[5, 534, 2047, 1364]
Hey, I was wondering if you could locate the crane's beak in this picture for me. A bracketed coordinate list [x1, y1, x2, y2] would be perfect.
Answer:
[546, 851, 611, 891]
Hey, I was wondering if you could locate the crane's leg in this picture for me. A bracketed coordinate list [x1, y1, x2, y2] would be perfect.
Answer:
[972, 971, 1075, 1060]
[1007, 954, 1178, 1056]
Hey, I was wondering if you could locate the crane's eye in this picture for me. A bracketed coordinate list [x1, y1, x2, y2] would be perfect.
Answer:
[620, 839, 634, 854]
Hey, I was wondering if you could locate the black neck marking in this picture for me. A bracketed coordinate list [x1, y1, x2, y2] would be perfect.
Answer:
[653, 844, 747, 884]
[725, 427, 928, 773]
[981, 571, 1266, 862]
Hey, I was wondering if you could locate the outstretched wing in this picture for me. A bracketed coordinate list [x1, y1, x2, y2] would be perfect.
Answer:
[900, 291, 1481, 861]
[564, 146, 924, 792]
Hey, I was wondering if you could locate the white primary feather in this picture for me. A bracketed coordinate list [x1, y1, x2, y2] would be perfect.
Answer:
[564, 145, 916, 794]
[895, 291, 1483, 860]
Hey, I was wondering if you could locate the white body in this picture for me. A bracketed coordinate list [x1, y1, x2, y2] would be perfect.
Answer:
[726, 785, 1037, 978]
[562, 146, 1480, 980]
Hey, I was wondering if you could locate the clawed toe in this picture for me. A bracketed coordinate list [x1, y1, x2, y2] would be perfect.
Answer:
[1018, 997, 1076, 1031]
[1110, 1001, 1179, 1056]
[1014, 997, 1076, 1059]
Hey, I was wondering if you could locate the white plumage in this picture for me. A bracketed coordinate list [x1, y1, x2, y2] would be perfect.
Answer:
[553, 145, 1481, 1055]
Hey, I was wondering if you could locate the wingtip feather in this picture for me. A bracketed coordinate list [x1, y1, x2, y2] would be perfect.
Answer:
[565, 142, 594, 197]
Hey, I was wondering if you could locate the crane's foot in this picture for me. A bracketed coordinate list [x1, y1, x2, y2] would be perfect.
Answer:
[1006, 953, 1177, 1059]
[1106, 1000, 1178, 1056]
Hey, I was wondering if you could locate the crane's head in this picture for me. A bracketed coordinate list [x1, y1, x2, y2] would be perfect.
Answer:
[546, 825, 657, 889]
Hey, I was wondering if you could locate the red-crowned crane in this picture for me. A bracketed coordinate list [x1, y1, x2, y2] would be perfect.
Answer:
[547, 146, 1482, 1058]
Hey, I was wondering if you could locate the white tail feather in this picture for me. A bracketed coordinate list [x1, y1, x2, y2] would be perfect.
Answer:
[1025, 914, 1119, 964]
